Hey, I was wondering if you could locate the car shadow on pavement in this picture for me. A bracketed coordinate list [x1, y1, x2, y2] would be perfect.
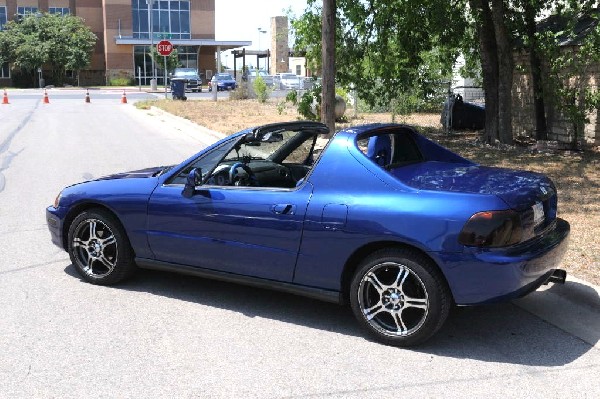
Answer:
[65, 265, 596, 366]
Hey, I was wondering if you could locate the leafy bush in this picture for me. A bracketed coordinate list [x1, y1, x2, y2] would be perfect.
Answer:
[335, 86, 350, 103]
[252, 75, 269, 103]
[229, 76, 250, 100]
[108, 77, 132, 86]
[283, 86, 321, 121]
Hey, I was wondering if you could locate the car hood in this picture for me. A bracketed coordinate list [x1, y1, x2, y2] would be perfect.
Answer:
[95, 166, 167, 181]
[391, 161, 554, 210]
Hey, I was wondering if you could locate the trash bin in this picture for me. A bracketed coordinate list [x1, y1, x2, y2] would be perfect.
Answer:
[170, 78, 187, 100]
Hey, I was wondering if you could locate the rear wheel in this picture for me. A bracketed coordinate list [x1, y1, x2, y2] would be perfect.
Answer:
[68, 209, 136, 285]
[350, 248, 450, 346]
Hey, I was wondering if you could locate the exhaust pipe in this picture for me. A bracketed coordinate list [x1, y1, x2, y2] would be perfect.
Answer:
[546, 269, 567, 285]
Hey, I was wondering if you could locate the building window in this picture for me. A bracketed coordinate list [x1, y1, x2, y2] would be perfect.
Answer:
[1, 62, 9, 79]
[17, 7, 38, 16]
[177, 46, 197, 69]
[49, 7, 70, 16]
[295, 65, 302, 76]
[0, 6, 7, 30]
[132, 0, 191, 40]
[134, 45, 196, 85]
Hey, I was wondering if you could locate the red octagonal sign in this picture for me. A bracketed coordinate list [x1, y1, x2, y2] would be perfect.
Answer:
[157, 40, 173, 56]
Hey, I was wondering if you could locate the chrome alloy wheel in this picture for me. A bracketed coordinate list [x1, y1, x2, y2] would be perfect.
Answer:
[358, 262, 429, 337]
[72, 218, 118, 278]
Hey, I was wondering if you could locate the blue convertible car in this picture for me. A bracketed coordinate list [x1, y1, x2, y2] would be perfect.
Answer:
[47, 121, 569, 346]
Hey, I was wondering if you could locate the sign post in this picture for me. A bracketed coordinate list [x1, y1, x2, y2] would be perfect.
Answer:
[157, 40, 173, 99]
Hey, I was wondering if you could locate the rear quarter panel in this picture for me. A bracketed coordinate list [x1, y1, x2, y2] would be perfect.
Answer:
[293, 131, 507, 290]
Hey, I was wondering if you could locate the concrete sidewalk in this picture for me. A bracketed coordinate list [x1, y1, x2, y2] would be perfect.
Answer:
[514, 275, 600, 348]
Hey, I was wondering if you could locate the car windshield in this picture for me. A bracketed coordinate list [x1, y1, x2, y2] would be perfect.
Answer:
[223, 130, 306, 162]
[216, 74, 233, 80]
[281, 74, 296, 79]
[174, 69, 197, 76]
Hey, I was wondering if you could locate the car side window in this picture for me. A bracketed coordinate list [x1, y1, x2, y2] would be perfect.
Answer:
[357, 131, 423, 169]
[390, 133, 423, 165]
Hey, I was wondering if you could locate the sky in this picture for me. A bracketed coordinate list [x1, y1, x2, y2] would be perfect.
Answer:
[215, 0, 309, 61]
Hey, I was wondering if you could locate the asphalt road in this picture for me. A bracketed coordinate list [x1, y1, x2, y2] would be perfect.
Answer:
[0, 90, 599, 398]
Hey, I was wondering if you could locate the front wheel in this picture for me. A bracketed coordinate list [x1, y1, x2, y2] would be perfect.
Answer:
[350, 248, 451, 346]
[68, 209, 137, 285]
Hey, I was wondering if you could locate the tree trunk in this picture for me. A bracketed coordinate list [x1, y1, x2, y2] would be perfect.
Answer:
[524, 1, 548, 140]
[491, 0, 513, 144]
[470, 0, 499, 144]
[321, 0, 336, 136]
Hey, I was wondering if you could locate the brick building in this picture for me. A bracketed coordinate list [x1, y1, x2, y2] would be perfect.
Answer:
[0, 0, 249, 86]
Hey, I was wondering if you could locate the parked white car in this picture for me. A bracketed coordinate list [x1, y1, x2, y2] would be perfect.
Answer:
[278, 73, 301, 89]
[248, 70, 275, 86]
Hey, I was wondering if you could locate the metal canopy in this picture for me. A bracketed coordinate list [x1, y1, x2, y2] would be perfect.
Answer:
[115, 37, 251, 50]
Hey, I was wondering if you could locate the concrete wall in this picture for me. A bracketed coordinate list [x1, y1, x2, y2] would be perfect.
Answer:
[270, 16, 288, 75]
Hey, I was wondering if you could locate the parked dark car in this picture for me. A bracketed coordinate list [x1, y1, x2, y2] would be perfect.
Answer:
[441, 94, 486, 130]
[46, 121, 569, 346]
[171, 68, 202, 92]
[209, 73, 236, 91]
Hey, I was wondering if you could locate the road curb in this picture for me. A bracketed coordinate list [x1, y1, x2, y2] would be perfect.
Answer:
[145, 105, 226, 143]
[513, 274, 600, 348]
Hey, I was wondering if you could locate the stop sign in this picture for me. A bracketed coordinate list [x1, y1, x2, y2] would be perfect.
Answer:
[157, 40, 173, 56]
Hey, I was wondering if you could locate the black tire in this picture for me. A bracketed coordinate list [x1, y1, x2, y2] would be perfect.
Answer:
[349, 248, 451, 347]
[67, 208, 137, 285]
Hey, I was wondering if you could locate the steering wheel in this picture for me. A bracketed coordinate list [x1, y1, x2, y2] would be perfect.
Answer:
[229, 162, 258, 186]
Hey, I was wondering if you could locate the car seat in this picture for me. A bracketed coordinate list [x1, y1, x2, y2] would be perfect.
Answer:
[367, 135, 392, 167]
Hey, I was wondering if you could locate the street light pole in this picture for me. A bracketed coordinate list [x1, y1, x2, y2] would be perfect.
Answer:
[147, 0, 156, 88]
[257, 28, 266, 70]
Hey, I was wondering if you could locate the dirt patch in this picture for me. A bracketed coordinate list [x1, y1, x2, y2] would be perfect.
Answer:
[146, 97, 599, 285]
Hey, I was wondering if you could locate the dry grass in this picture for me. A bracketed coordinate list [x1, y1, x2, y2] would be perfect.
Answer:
[137, 98, 302, 134]
[146, 98, 599, 285]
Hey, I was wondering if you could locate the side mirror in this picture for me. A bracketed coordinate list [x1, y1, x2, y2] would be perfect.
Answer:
[182, 168, 202, 198]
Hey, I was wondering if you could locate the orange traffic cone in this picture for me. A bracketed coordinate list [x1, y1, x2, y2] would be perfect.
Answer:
[121, 90, 127, 104]
[85, 89, 90, 103]
[43, 89, 50, 104]
[2, 89, 8, 104]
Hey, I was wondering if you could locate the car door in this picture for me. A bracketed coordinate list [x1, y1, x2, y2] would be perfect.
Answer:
[146, 182, 313, 282]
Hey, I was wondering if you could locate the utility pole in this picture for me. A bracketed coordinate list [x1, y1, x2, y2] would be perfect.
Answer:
[321, 0, 336, 136]
[147, 0, 156, 90]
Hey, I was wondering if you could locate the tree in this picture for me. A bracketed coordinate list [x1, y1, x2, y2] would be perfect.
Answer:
[321, 0, 336, 134]
[149, 47, 180, 73]
[291, 0, 466, 111]
[0, 13, 97, 86]
[522, 0, 549, 140]
[467, 0, 515, 144]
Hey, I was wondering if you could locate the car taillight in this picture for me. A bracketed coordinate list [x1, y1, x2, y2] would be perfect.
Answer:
[459, 210, 523, 247]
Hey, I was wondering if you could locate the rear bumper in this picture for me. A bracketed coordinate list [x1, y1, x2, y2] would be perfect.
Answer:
[435, 218, 570, 305]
